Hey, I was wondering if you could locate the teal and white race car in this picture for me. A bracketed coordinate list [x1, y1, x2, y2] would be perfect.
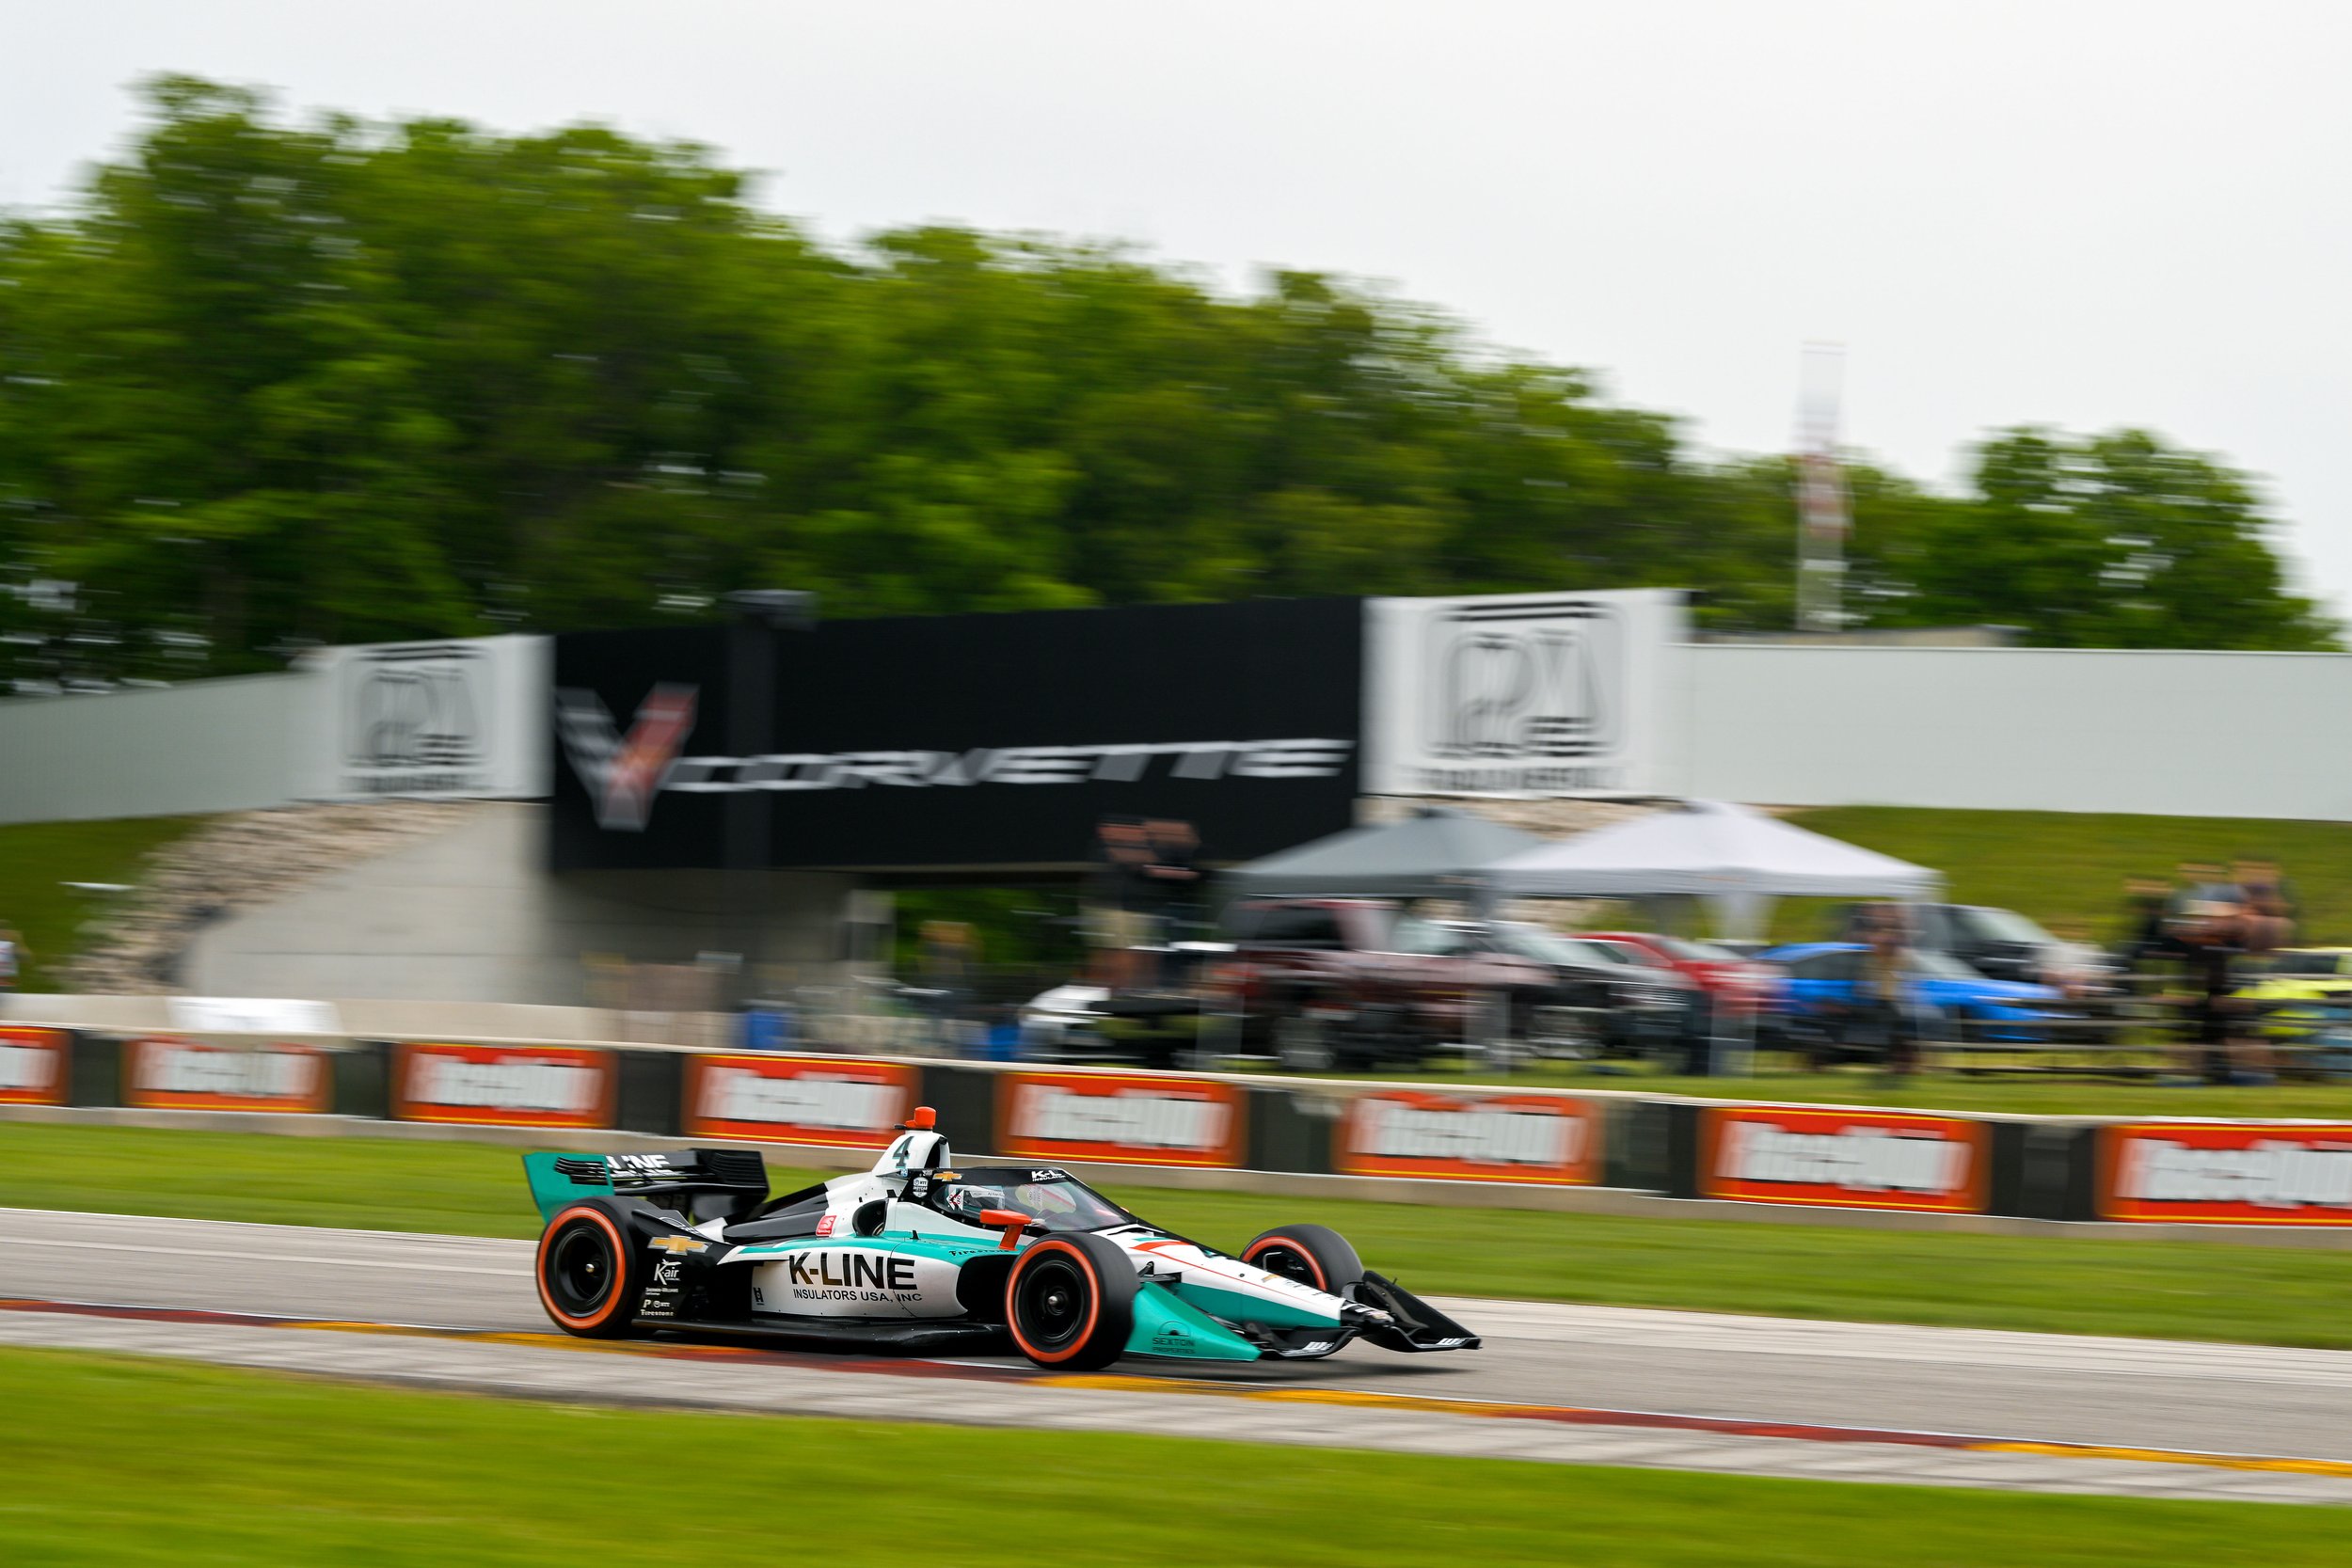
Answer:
[525, 1107, 1479, 1370]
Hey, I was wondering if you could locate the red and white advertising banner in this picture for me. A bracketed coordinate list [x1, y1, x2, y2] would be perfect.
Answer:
[0, 1025, 70, 1106]
[685, 1054, 916, 1148]
[2099, 1122, 2352, 1225]
[125, 1037, 331, 1114]
[995, 1070, 1245, 1168]
[1701, 1105, 1990, 1213]
[394, 1042, 613, 1129]
[1337, 1089, 1601, 1184]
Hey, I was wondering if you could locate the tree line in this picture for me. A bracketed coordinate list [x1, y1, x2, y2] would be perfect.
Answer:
[0, 77, 2331, 688]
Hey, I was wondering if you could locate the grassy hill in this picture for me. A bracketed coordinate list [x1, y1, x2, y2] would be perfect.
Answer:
[1777, 806, 2352, 946]
[0, 816, 204, 990]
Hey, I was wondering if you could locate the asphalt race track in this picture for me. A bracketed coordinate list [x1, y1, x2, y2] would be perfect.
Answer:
[6, 1207, 2351, 1506]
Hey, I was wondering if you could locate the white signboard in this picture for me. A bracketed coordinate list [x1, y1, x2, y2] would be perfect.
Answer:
[167, 996, 343, 1035]
[291, 635, 551, 801]
[1363, 590, 1685, 797]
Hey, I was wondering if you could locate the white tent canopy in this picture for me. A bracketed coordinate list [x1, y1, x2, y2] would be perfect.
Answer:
[1484, 800, 1941, 937]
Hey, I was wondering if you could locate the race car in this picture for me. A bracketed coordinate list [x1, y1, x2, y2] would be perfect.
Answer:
[524, 1108, 1478, 1370]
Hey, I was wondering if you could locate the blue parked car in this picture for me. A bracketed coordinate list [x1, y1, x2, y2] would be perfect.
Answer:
[1756, 942, 2063, 1048]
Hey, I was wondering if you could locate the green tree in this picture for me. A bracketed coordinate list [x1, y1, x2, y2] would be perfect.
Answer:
[0, 77, 2333, 688]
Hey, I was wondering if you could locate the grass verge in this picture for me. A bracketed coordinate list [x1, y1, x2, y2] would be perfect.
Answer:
[5, 1120, 2348, 1349]
[0, 813, 203, 990]
[8, 1348, 2347, 1566]
[1331, 1061, 2352, 1118]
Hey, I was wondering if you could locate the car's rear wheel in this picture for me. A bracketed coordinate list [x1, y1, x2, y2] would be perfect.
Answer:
[1006, 1232, 1137, 1370]
[1241, 1223, 1364, 1296]
[534, 1201, 645, 1338]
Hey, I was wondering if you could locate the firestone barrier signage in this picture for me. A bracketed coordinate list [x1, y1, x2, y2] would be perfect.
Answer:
[994, 1070, 1246, 1169]
[393, 1042, 614, 1130]
[2097, 1121, 2352, 1225]
[1336, 1088, 1601, 1184]
[1699, 1105, 1990, 1214]
[124, 1037, 332, 1115]
[0, 1025, 70, 1106]
[684, 1054, 917, 1148]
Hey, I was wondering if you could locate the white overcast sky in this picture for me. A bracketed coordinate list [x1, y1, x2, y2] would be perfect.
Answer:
[8, 1, 2349, 616]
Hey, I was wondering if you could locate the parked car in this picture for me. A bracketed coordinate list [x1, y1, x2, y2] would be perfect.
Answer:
[1825, 902, 2108, 992]
[1432, 920, 1693, 1059]
[1212, 899, 1569, 1071]
[2234, 947, 2352, 1041]
[1581, 930, 1776, 1020]
[1757, 942, 2063, 1051]
[1018, 942, 1233, 1069]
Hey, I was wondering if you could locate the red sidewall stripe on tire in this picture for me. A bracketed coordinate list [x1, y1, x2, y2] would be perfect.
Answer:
[1008, 1239, 1103, 1366]
[536, 1206, 629, 1332]
[1246, 1235, 1327, 1291]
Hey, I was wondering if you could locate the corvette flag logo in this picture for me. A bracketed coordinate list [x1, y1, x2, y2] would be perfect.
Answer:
[553, 683, 699, 831]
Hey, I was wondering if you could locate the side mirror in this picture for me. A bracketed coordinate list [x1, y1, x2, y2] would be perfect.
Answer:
[979, 1210, 1032, 1251]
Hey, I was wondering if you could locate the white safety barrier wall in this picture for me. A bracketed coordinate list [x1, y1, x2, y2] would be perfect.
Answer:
[1684, 646, 2352, 821]
[0, 674, 300, 824]
[9, 635, 2352, 827]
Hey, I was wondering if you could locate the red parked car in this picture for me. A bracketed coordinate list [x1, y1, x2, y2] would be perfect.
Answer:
[1581, 932, 1775, 1019]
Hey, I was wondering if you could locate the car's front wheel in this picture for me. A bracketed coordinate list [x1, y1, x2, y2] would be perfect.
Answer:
[1005, 1232, 1137, 1370]
[534, 1200, 645, 1338]
[1241, 1223, 1364, 1296]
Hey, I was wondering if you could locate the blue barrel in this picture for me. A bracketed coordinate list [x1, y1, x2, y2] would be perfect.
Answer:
[739, 1007, 791, 1052]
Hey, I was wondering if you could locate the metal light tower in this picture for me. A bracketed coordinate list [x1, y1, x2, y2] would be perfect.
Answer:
[1793, 343, 1850, 634]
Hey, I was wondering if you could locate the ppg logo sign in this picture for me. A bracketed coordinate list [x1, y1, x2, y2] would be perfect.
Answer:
[1364, 589, 1678, 798]
[1426, 600, 1618, 762]
[341, 643, 487, 793]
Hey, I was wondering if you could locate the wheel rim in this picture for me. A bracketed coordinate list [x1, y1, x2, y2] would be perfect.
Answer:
[548, 1223, 615, 1317]
[1251, 1244, 1319, 1289]
[1015, 1255, 1091, 1351]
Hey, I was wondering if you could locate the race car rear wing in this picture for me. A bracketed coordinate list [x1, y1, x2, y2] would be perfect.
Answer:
[524, 1148, 770, 1225]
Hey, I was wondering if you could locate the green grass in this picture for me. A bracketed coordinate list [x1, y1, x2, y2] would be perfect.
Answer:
[7, 1120, 2351, 1349]
[8, 1348, 2346, 1567]
[1327, 1060, 2352, 1118]
[1777, 806, 2352, 945]
[0, 814, 203, 990]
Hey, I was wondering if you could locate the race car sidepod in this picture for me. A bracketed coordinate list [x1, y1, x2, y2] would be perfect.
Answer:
[1124, 1276, 1263, 1362]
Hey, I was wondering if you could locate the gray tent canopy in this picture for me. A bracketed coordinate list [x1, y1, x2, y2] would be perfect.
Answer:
[1220, 806, 1547, 903]
[1483, 799, 1942, 938]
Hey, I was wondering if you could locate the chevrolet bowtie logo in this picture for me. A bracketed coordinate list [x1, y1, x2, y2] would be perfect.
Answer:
[650, 1235, 709, 1254]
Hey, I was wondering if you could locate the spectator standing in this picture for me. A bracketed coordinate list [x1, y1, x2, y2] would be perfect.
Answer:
[1086, 817, 1153, 990]
[1820, 906, 1930, 1078]
[1139, 818, 1203, 944]
[2157, 901, 2276, 1085]
[2113, 878, 2172, 974]
[0, 922, 24, 991]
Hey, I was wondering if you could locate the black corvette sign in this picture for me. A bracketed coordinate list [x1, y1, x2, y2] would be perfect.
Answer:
[550, 599, 1363, 872]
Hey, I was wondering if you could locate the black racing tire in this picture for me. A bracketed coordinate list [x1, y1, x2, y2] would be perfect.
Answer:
[1005, 1231, 1138, 1370]
[1240, 1223, 1364, 1296]
[534, 1199, 646, 1338]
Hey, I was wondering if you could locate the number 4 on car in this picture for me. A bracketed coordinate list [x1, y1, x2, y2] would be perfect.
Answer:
[524, 1106, 1479, 1367]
